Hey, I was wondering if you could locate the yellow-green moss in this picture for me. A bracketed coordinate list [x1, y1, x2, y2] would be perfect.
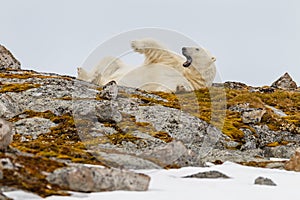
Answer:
[0, 70, 72, 80]
[0, 83, 41, 93]
[101, 113, 172, 145]
[11, 111, 106, 166]
[0, 152, 68, 197]
[132, 87, 299, 142]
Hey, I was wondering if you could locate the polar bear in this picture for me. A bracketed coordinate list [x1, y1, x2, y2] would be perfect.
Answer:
[129, 38, 217, 90]
[77, 38, 217, 92]
[77, 56, 131, 86]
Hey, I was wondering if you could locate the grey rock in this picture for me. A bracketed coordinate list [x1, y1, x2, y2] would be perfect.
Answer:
[128, 105, 226, 153]
[0, 45, 21, 70]
[99, 80, 118, 100]
[263, 145, 296, 159]
[14, 117, 56, 139]
[254, 176, 277, 186]
[138, 141, 205, 167]
[0, 118, 13, 150]
[253, 125, 282, 148]
[241, 108, 266, 124]
[224, 81, 248, 90]
[0, 158, 14, 170]
[229, 104, 266, 124]
[139, 140, 188, 167]
[95, 101, 122, 123]
[229, 103, 250, 113]
[271, 72, 297, 90]
[240, 128, 258, 150]
[0, 94, 22, 119]
[46, 166, 150, 192]
[225, 141, 241, 149]
[183, 170, 230, 179]
[202, 149, 265, 163]
[94, 151, 161, 170]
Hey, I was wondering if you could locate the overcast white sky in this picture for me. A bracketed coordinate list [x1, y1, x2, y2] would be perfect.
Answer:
[1, 0, 299, 86]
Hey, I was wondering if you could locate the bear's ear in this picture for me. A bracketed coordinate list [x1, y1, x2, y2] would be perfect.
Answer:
[211, 57, 216, 62]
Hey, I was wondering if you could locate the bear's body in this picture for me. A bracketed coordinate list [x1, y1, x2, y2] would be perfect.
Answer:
[77, 38, 216, 92]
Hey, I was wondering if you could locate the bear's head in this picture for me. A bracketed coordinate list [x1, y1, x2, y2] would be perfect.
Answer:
[131, 38, 167, 54]
[182, 47, 216, 68]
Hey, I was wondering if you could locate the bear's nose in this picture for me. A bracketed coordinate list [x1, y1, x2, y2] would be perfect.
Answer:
[182, 47, 186, 51]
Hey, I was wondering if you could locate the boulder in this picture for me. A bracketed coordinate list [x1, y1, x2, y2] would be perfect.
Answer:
[285, 148, 300, 172]
[14, 117, 56, 139]
[241, 108, 266, 124]
[99, 80, 118, 100]
[0, 45, 21, 70]
[254, 176, 276, 186]
[183, 170, 230, 179]
[95, 101, 122, 123]
[0, 94, 22, 119]
[94, 151, 161, 170]
[0, 118, 13, 150]
[46, 166, 150, 192]
[271, 72, 297, 90]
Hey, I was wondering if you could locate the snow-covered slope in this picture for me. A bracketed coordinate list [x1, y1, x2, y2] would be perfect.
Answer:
[5, 162, 300, 200]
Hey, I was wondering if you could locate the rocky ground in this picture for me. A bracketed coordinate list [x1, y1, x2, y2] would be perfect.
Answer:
[0, 44, 299, 199]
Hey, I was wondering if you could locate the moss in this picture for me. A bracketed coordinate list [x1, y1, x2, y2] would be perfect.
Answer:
[0, 70, 72, 80]
[238, 160, 286, 168]
[105, 132, 140, 145]
[101, 113, 172, 145]
[0, 152, 68, 197]
[0, 83, 41, 93]
[150, 131, 173, 143]
[132, 87, 299, 143]
[11, 111, 106, 166]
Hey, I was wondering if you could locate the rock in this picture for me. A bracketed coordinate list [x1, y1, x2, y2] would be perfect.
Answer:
[138, 140, 203, 167]
[14, 117, 56, 139]
[99, 80, 118, 100]
[0, 45, 21, 70]
[263, 145, 296, 159]
[94, 151, 161, 169]
[0, 94, 22, 119]
[240, 128, 258, 150]
[241, 108, 266, 124]
[95, 101, 122, 123]
[0, 158, 14, 170]
[139, 141, 187, 165]
[46, 166, 150, 192]
[229, 103, 250, 113]
[229, 104, 266, 124]
[0, 161, 3, 180]
[285, 148, 300, 172]
[254, 176, 277, 186]
[0, 118, 13, 150]
[271, 72, 297, 90]
[183, 170, 230, 179]
[224, 81, 248, 90]
[202, 149, 265, 163]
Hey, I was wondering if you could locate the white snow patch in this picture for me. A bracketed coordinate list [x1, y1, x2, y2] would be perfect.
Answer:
[4, 162, 300, 200]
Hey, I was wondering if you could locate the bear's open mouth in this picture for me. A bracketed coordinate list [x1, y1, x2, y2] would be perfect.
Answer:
[182, 49, 192, 67]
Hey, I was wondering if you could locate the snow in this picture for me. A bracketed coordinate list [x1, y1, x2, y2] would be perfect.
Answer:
[4, 162, 300, 200]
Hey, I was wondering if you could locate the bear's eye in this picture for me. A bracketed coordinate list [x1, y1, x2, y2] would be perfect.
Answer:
[195, 48, 200, 51]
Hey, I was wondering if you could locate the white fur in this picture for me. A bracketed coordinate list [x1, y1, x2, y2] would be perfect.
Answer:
[77, 38, 217, 92]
